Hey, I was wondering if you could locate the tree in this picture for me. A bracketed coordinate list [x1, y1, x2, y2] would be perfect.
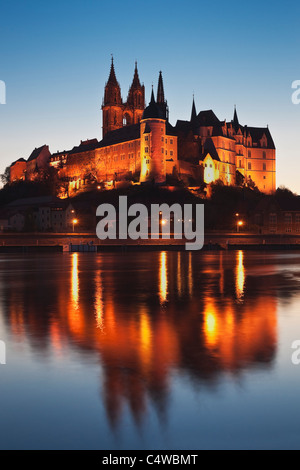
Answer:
[0, 166, 10, 186]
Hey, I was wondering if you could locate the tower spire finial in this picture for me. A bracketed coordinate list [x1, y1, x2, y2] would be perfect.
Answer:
[191, 95, 197, 121]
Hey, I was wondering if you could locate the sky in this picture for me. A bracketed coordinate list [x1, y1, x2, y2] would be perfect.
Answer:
[0, 0, 300, 192]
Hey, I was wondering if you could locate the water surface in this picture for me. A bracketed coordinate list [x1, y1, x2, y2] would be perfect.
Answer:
[0, 251, 300, 449]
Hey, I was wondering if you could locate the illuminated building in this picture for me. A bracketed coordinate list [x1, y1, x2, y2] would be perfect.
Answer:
[9, 59, 276, 194]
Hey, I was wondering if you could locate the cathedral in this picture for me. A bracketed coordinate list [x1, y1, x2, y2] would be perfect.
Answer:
[10, 58, 276, 194]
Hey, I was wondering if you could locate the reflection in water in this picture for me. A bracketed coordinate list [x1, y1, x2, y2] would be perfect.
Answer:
[204, 300, 218, 347]
[177, 252, 182, 296]
[94, 267, 104, 330]
[0, 251, 281, 431]
[236, 250, 245, 301]
[159, 251, 168, 304]
[188, 251, 193, 296]
[71, 253, 79, 308]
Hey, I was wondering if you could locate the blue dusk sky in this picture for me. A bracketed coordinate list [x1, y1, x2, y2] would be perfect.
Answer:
[0, 0, 300, 192]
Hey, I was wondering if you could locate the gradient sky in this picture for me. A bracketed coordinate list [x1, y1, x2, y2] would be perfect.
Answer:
[0, 0, 300, 192]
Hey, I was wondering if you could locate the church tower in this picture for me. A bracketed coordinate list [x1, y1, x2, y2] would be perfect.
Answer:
[123, 62, 145, 126]
[140, 87, 167, 184]
[156, 71, 169, 121]
[102, 57, 124, 137]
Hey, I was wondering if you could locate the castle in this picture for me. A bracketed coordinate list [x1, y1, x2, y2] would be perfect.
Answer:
[9, 58, 276, 195]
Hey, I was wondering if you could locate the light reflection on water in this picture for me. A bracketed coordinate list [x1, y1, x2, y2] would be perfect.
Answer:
[1, 251, 300, 449]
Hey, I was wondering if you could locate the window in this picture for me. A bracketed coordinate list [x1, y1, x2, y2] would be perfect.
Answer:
[269, 214, 277, 225]
[239, 160, 242, 168]
[170, 151, 173, 156]
[263, 151, 266, 159]
[165, 139, 167, 144]
[248, 162, 251, 170]
[170, 139, 173, 145]
[296, 214, 300, 224]
[161, 137, 164, 142]
[248, 150, 251, 158]
[263, 163, 266, 171]
[263, 175, 266, 179]
[145, 147, 149, 153]
[145, 136, 148, 141]
[161, 148, 164, 154]
[284, 213, 292, 225]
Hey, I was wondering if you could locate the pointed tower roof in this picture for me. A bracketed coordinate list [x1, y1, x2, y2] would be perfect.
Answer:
[130, 61, 141, 89]
[191, 96, 197, 121]
[233, 105, 240, 131]
[107, 56, 118, 85]
[157, 71, 165, 104]
[150, 86, 155, 103]
[103, 56, 122, 106]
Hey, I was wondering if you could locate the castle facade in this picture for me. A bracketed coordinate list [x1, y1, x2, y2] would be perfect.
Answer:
[10, 59, 276, 194]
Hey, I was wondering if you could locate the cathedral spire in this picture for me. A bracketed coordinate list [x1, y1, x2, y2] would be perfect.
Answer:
[156, 72, 168, 120]
[233, 105, 239, 130]
[157, 71, 165, 104]
[107, 55, 118, 85]
[130, 61, 141, 89]
[191, 96, 197, 121]
[150, 85, 156, 104]
[102, 57, 123, 137]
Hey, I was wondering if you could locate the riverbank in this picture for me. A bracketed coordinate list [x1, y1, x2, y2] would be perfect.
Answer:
[1, 231, 300, 252]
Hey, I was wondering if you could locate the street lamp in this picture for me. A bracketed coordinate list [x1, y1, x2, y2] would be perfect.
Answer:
[72, 219, 78, 233]
[237, 220, 243, 233]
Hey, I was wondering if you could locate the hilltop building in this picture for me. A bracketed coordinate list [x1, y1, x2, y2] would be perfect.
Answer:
[9, 59, 276, 195]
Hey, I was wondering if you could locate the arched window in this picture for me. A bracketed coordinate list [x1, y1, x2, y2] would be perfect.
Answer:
[123, 114, 131, 126]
